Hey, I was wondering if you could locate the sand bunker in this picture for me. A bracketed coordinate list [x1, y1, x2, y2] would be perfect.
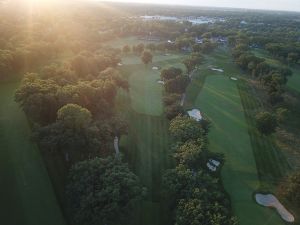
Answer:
[152, 66, 159, 70]
[209, 159, 220, 167]
[187, 109, 202, 121]
[207, 159, 220, 171]
[117, 63, 123, 66]
[230, 77, 238, 81]
[255, 193, 294, 222]
[211, 68, 224, 72]
[207, 163, 217, 171]
[157, 80, 165, 85]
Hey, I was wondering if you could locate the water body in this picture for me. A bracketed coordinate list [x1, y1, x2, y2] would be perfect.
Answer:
[140, 15, 225, 25]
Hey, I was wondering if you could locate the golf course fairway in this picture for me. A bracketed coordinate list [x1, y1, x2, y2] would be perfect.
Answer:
[195, 75, 284, 225]
[0, 82, 66, 225]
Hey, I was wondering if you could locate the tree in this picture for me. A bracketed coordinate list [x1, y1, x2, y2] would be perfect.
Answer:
[255, 111, 277, 135]
[165, 75, 190, 94]
[183, 53, 203, 74]
[165, 104, 184, 120]
[276, 107, 289, 123]
[174, 140, 207, 169]
[141, 50, 153, 65]
[57, 104, 92, 130]
[287, 52, 299, 65]
[134, 43, 144, 55]
[161, 67, 183, 81]
[278, 172, 300, 208]
[169, 115, 204, 142]
[123, 45, 131, 54]
[67, 157, 145, 225]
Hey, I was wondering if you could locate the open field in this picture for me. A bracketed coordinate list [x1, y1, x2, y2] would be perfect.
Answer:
[0, 82, 66, 225]
[195, 75, 285, 225]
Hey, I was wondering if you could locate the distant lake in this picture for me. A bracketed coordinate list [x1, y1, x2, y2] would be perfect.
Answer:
[140, 15, 225, 25]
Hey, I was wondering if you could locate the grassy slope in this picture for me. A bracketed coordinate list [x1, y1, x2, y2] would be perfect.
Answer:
[0, 82, 66, 225]
[119, 53, 187, 225]
[195, 75, 284, 225]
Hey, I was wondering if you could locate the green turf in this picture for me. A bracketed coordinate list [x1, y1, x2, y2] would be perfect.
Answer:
[237, 80, 290, 185]
[0, 82, 66, 225]
[128, 65, 164, 116]
[195, 75, 285, 225]
[118, 53, 187, 225]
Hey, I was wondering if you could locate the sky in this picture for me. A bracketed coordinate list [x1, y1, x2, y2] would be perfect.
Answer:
[99, 0, 300, 12]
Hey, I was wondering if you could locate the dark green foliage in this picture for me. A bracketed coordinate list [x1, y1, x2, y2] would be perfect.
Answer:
[169, 115, 205, 142]
[278, 172, 300, 208]
[161, 67, 183, 81]
[183, 53, 203, 74]
[67, 156, 145, 225]
[165, 75, 190, 94]
[165, 104, 184, 120]
[141, 50, 153, 65]
[174, 140, 207, 169]
[255, 111, 277, 135]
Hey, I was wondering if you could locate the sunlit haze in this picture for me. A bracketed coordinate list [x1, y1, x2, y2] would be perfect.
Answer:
[99, 0, 300, 12]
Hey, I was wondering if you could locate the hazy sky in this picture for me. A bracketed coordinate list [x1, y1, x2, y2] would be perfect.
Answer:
[100, 0, 300, 12]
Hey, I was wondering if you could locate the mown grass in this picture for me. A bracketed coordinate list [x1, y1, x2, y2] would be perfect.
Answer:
[237, 79, 291, 186]
[0, 82, 66, 225]
[118, 53, 187, 225]
[195, 75, 285, 225]
[184, 47, 294, 225]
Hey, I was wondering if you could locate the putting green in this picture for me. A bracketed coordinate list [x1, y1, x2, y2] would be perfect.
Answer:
[0, 82, 66, 225]
[195, 75, 284, 225]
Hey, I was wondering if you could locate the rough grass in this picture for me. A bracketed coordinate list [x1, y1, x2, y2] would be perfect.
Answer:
[0, 82, 66, 225]
[195, 75, 285, 225]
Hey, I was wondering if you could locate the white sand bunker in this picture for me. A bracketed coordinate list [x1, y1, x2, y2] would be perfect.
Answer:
[152, 66, 159, 70]
[211, 68, 224, 72]
[206, 159, 220, 172]
[230, 77, 238, 81]
[157, 80, 165, 85]
[188, 109, 202, 121]
[117, 63, 123, 66]
[255, 193, 295, 222]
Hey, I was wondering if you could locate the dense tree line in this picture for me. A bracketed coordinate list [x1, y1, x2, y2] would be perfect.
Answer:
[163, 115, 236, 225]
